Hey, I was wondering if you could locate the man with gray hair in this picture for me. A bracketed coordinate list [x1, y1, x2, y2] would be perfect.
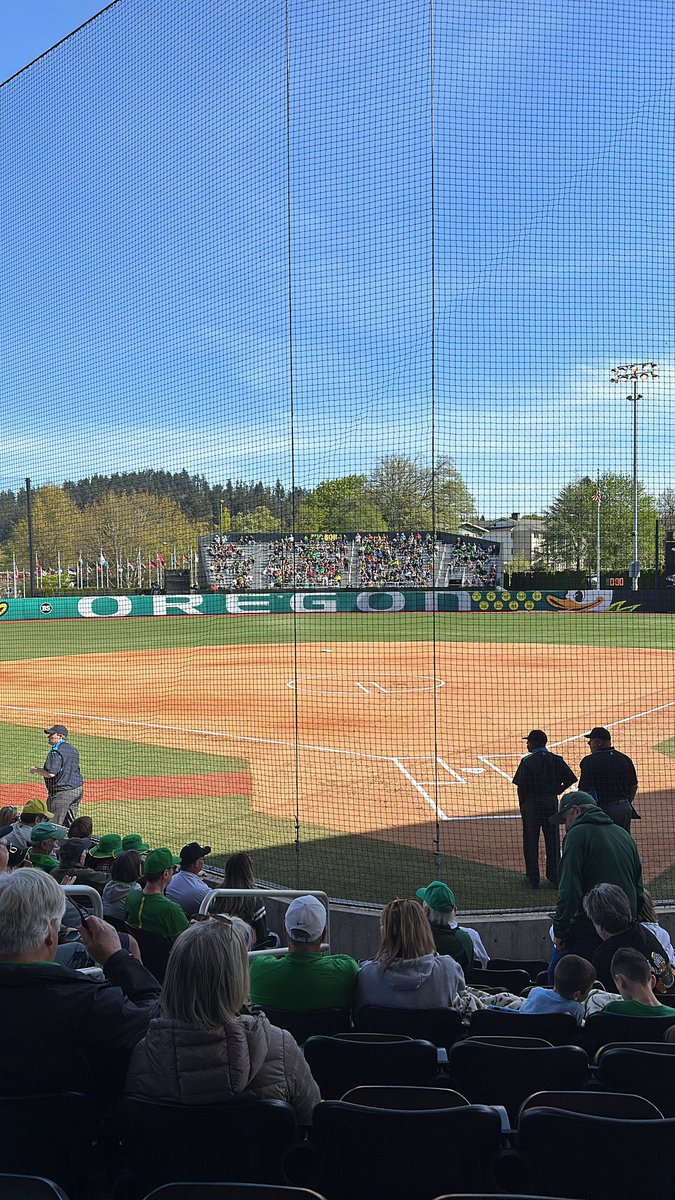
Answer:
[583, 882, 672, 993]
[249, 894, 359, 1012]
[0, 871, 160, 1097]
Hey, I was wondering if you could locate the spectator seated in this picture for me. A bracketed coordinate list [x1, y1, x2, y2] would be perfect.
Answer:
[249, 896, 359, 1013]
[444, 537, 498, 587]
[354, 899, 465, 1016]
[205, 535, 254, 590]
[265, 535, 350, 589]
[357, 533, 435, 587]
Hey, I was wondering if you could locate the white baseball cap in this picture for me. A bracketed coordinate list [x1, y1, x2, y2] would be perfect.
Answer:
[285, 895, 326, 943]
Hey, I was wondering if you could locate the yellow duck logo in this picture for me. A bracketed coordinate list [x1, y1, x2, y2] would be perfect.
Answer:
[546, 591, 607, 612]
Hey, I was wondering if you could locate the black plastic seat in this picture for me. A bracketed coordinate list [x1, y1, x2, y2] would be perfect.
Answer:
[517, 1108, 675, 1199]
[340, 1085, 468, 1109]
[466, 968, 530, 992]
[124, 923, 172, 982]
[582, 1011, 675, 1054]
[468, 1007, 579, 1045]
[143, 1187, 327, 1200]
[448, 1040, 588, 1124]
[256, 1007, 350, 1043]
[355, 1005, 463, 1051]
[302, 1035, 437, 1100]
[309, 1100, 501, 1200]
[518, 1088, 663, 1121]
[469, 1034, 552, 1048]
[483, 958, 549, 980]
[0, 1176, 70, 1199]
[0, 1094, 98, 1198]
[112, 1096, 296, 1191]
[594, 1039, 675, 1062]
[596, 1046, 675, 1116]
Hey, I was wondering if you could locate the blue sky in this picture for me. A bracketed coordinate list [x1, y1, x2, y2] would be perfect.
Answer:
[1, 0, 674, 517]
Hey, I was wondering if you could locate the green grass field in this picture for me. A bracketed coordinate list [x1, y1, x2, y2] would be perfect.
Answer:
[2, 611, 673, 909]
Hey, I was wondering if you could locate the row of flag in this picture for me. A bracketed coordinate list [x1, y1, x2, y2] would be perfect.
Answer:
[4, 549, 199, 597]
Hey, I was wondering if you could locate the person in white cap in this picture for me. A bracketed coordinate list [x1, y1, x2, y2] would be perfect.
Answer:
[249, 895, 359, 1012]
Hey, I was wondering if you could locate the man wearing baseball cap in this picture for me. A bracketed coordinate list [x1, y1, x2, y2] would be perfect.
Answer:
[416, 881, 477, 971]
[512, 729, 577, 888]
[125, 848, 189, 942]
[28, 822, 68, 873]
[547, 790, 644, 979]
[29, 725, 84, 829]
[249, 895, 359, 1012]
[579, 727, 639, 832]
[166, 842, 212, 917]
[5, 798, 54, 853]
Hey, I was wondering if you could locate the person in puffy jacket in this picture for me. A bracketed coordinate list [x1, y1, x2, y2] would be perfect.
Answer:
[126, 914, 320, 1125]
[353, 897, 465, 1016]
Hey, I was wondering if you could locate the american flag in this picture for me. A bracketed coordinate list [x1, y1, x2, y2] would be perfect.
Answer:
[592, 490, 603, 504]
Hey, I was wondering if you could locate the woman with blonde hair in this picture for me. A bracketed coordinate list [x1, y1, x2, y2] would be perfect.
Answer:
[126, 915, 320, 1123]
[354, 897, 466, 1015]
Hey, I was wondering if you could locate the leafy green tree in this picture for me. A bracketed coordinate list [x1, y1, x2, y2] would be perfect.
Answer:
[230, 506, 281, 533]
[11, 486, 84, 568]
[297, 476, 386, 532]
[545, 473, 658, 572]
[369, 455, 475, 531]
[82, 492, 202, 562]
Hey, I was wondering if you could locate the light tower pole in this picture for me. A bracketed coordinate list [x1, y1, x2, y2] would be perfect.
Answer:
[610, 361, 659, 591]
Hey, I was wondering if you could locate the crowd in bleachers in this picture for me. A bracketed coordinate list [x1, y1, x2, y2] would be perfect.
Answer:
[444, 537, 499, 587]
[356, 532, 436, 585]
[205, 535, 254, 589]
[4, 796, 675, 1199]
[265, 535, 351, 588]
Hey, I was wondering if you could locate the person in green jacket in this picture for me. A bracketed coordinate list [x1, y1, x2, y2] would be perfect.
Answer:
[547, 791, 644, 980]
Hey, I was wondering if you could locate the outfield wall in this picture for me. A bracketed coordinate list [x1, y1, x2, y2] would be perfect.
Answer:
[0, 588, 673, 619]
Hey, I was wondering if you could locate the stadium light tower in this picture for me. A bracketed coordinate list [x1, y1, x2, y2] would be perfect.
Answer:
[610, 361, 659, 591]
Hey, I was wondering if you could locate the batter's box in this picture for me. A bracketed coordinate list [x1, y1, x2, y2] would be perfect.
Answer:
[288, 673, 446, 697]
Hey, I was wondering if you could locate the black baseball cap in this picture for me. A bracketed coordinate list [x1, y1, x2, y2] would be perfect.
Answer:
[44, 725, 68, 737]
[179, 842, 212, 866]
[524, 729, 547, 745]
[585, 727, 611, 740]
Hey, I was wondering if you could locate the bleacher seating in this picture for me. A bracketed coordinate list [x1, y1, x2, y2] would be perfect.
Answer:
[447, 1041, 589, 1123]
[142, 1187, 328, 1200]
[0, 1177, 71, 1200]
[355, 1006, 463, 1052]
[468, 1009, 580, 1045]
[302, 1035, 438, 1100]
[595, 1047, 675, 1117]
[582, 1011, 675, 1054]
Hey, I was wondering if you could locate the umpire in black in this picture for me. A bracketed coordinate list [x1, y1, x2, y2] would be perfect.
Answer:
[579, 726, 639, 832]
[513, 729, 577, 888]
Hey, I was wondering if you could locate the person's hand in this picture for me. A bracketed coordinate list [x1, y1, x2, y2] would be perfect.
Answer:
[77, 915, 122, 966]
[126, 933, 142, 962]
[59, 875, 77, 886]
[29, 767, 41, 775]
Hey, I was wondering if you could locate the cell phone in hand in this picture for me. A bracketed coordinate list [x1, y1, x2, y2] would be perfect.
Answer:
[70, 901, 91, 928]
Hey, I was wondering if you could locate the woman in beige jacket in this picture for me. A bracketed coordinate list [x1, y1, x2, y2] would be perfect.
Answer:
[126, 915, 320, 1125]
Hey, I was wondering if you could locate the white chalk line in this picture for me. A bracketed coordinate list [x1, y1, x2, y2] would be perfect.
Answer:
[392, 757, 449, 821]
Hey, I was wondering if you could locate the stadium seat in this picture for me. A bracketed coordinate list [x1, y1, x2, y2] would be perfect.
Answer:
[433, 1195, 575, 1199]
[470, 1035, 553, 1048]
[468, 1008, 579, 1045]
[0, 1176, 70, 1199]
[518, 1089, 663, 1121]
[593, 1039, 675, 1061]
[481, 958, 549, 980]
[0, 1094, 99, 1197]
[112, 1097, 297, 1191]
[466, 968, 530, 992]
[302, 1035, 438, 1100]
[582, 1011, 675, 1054]
[447, 1041, 588, 1124]
[596, 1046, 675, 1117]
[340, 1086, 469, 1109]
[256, 1007, 351, 1043]
[517, 1108, 675, 1200]
[355, 1005, 463, 1051]
[123, 924, 172, 982]
[142, 1187, 327, 1200]
[308, 1100, 502, 1200]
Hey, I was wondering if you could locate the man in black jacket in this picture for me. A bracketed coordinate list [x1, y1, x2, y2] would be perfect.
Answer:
[579, 726, 639, 831]
[0, 870, 160, 1097]
[512, 729, 577, 888]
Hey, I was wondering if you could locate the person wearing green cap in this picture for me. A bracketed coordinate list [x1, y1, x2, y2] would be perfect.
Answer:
[125, 848, 189, 943]
[114, 834, 150, 858]
[89, 833, 123, 871]
[415, 882, 477, 973]
[28, 822, 68, 872]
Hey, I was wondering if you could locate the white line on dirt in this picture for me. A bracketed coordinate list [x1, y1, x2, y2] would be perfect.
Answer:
[392, 757, 449, 821]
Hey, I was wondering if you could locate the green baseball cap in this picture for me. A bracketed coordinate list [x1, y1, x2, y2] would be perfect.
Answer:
[89, 833, 123, 858]
[30, 821, 67, 845]
[416, 880, 457, 911]
[114, 834, 150, 857]
[144, 847, 180, 875]
[549, 791, 598, 825]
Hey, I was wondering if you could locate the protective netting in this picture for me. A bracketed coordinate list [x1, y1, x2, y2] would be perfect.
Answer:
[1, 0, 675, 910]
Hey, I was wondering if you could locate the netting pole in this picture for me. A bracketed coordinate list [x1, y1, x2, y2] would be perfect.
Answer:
[429, 0, 442, 876]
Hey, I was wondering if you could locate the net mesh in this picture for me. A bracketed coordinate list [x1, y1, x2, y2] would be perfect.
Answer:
[1, 0, 675, 910]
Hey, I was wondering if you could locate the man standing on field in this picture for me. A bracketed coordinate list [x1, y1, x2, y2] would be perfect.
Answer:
[29, 725, 84, 829]
[512, 729, 577, 889]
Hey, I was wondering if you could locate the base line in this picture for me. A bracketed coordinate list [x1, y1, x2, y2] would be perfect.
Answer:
[549, 698, 675, 749]
[392, 757, 449, 821]
[478, 754, 514, 782]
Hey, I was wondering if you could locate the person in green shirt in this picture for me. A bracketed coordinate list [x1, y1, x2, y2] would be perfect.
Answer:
[249, 895, 359, 1012]
[604, 947, 675, 1018]
[416, 880, 476, 973]
[28, 821, 68, 873]
[125, 848, 189, 943]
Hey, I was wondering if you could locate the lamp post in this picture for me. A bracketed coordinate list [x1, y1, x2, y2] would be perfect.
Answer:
[610, 361, 659, 591]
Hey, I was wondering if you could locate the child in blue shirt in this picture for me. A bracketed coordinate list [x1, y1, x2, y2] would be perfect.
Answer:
[520, 954, 597, 1024]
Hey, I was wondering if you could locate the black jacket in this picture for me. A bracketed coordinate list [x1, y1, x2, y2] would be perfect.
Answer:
[0, 950, 160, 1098]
